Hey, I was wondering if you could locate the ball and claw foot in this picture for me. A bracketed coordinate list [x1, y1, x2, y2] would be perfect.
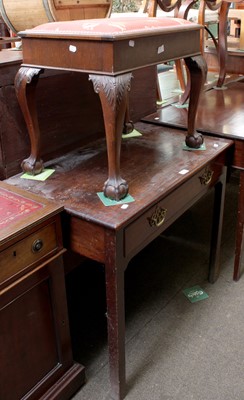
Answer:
[103, 179, 129, 201]
[21, 158, 44, 175]
[185, 133, 204, 149]
[123, 120, 134, 135]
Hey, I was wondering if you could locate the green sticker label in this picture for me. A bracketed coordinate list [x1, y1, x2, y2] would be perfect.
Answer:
[122, 129, 142, 139]
[182, 143, 206, 151]
[97, 192, 135, 206]
[156, 100, 167, 106]
[172, 101, 188, 109]
[21, 169, 55, 181]
[183, 285, 209, 303]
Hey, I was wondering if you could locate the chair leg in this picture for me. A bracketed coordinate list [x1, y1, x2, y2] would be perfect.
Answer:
[216, 2, 231, 87]
[175, 59, 186, 91]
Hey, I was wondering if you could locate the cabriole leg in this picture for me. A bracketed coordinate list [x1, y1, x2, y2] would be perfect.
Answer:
[15, 67, 44, 175]
[89, 73, 132, 201]
[184, 55, 207, 148]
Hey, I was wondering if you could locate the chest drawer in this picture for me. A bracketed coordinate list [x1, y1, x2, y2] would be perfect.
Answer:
[124, 162, 224, 258]
[0, 221, 60, 287]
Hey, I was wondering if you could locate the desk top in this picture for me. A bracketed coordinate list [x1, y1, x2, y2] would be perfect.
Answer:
[5, 123, 232, 230]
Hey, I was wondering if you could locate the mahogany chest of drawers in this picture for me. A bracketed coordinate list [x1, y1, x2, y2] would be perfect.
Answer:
[0, 182, 85, 400]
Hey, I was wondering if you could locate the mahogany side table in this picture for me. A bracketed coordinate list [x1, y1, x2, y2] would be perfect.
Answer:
[0, 181, 85, 400]
[15, 16, 207, 201]
[6, 124, 233, 400]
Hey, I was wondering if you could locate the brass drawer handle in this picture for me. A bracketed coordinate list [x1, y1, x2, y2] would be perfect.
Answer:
[148, 206, 167, 227]
[32, 239, 43, 253]
[199, 168, 214, 185]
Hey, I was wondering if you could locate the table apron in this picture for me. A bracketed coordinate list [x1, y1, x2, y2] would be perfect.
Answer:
[124, 161, 225, 258]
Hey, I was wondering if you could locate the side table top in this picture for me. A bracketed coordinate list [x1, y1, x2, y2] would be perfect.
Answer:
[143, 80, 244, 140]
[5, 123, 233, 230]
[0, 49, 22, 66]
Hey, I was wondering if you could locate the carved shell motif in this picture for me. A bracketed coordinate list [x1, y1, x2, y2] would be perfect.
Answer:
[89, 73, 132, 112]
[15, 67, 43, 90]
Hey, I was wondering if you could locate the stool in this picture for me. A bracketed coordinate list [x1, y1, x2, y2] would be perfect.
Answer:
[15, 17, 207, 200]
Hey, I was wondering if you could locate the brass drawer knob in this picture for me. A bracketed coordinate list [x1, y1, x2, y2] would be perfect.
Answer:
[199, 167, 213, 185]
[148, 206, 167, 227]
[32, 239, 43, 253]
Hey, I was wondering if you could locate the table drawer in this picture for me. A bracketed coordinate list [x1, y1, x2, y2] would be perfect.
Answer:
[0, 222, 59, 285]
[125, 163, 223, 257]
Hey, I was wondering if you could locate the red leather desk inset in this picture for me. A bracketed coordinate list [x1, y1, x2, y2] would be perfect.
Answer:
[0, 187, 43, 228]
[15, 17, 207, 201]
[6, 124, 233, 400]
[0, 182, 85, 400]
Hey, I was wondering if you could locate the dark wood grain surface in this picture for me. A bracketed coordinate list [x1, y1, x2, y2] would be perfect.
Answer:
[6, 123, 233, 229]
[143, 80, 244, 140]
